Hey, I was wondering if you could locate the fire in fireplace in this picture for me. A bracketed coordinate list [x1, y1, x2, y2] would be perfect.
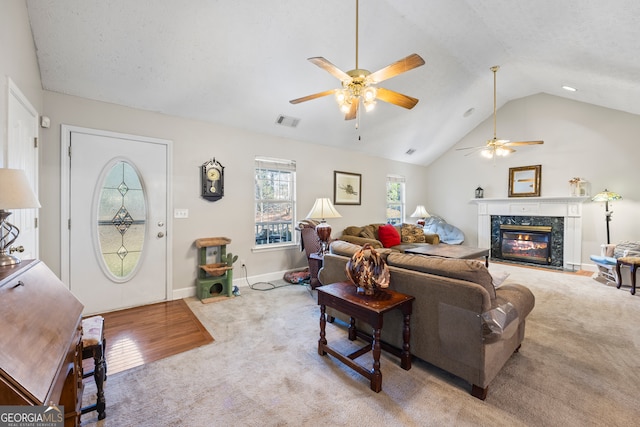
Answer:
[500, 225, 552, 265]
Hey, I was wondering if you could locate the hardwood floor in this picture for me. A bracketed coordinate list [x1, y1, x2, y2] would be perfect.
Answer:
[87, 299, 214, 376]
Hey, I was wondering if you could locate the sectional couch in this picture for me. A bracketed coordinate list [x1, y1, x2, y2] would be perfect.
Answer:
[318, 240, 535, 399]
[338, 223, 440, 252]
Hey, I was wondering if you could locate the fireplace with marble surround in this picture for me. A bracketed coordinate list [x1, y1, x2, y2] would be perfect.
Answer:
[491, 216, 564, 268]
[473, 196, 589, 271]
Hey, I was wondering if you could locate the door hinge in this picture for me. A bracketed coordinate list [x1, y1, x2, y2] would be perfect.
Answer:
[34, 217, 38, 229]
[68, 145, 71, 157]
[68, 219, 71, 230]
[34, 137, 38, 148]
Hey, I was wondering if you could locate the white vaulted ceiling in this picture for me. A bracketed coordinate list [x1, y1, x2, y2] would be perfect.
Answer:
[25, 0, 640, 166]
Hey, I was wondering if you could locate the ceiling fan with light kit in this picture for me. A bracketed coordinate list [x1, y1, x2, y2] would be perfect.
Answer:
[457, 65, 543, 158]
[289, 0, 425, 122]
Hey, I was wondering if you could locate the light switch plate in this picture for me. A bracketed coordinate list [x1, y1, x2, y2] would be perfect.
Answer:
[174, 209, 189, 219]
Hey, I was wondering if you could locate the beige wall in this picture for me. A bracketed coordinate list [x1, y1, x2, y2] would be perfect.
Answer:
[0, 0, 43, 164]
[425, 93, 640, 267]
[40, 91, 429, 295]
[5, 0, 640, 299]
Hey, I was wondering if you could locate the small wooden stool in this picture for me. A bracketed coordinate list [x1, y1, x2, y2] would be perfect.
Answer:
[616, 256, 640, 295]
[81, 316, 107, 420]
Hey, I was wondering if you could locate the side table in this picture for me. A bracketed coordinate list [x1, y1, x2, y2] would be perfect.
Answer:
[317, 281, 415, 392]
[308, 253, 323, 289]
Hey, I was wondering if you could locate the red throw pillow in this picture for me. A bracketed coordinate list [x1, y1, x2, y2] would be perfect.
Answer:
[378, 224, 401, 248]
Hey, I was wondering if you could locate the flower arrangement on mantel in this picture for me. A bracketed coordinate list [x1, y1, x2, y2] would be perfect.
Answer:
[569, 177, 589, 197]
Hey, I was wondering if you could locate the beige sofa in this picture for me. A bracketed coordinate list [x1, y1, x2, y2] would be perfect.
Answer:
[339, 223, 440, 251]
[318, 240, 535, 399]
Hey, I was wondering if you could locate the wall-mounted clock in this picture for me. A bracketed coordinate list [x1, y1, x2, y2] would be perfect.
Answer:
[201, 158, 224, 201]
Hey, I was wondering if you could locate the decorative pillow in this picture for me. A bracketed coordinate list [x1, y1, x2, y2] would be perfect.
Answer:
[378, 224, 401, 248]
[614, 241, 640, 258]
[401, 223, 427, 243]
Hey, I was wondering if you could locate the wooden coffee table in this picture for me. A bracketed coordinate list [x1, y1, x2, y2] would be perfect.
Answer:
[404, 244, 490, 267]
[317, 281, 414, 393]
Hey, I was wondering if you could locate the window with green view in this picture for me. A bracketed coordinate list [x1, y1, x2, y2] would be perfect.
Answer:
[254, 157, 297, 247]
[386, 175, 405, 225]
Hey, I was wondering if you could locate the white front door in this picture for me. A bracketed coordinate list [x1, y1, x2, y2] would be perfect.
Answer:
[6, 79, 39, 260]
[62, 126, 172, 314]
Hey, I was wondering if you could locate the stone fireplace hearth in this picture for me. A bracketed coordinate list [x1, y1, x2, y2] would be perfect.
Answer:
[472, 196, 588, 271]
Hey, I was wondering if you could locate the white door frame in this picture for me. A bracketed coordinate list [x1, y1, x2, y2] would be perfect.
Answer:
[60, 125, 173, 300]
[6, 78, 39, 259]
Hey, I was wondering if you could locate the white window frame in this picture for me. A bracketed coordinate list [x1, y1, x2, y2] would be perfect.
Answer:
[386, 175, 405, 225]
[254, 156, 297, 249]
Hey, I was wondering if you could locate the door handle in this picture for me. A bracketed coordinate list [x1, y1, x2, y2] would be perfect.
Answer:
[157, 232, 165, 238]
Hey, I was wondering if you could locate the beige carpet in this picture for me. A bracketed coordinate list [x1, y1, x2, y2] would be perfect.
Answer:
[81, 265, 639, 426]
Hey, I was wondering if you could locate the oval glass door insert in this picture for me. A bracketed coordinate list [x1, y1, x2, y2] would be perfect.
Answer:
[97, 161, 146, 280]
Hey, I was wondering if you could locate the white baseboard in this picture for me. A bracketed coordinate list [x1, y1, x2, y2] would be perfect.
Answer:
[171, 268, 291, 300]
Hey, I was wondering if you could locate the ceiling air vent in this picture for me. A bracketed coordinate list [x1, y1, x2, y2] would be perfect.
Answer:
[275, 115, 300, 128]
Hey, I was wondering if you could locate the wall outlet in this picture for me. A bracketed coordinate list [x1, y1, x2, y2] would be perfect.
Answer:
[241, 259, 246, 267]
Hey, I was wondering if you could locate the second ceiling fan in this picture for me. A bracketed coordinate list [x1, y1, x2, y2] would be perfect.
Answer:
[457, 65, 543, 158]
[289, 0, 425, 121]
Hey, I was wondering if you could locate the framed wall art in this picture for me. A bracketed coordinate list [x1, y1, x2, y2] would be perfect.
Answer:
[334, 171, 361, 205]
[508, 164, 541, 197]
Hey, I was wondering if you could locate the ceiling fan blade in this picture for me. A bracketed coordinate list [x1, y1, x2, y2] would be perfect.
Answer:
[376, 87, 419, 109]
[504, 140, 544, 146]
[345, 99, 358, 120]
[464, 149, 485, 157]
[289, 89, 337, 104]
[308, 57, 351, 81]
[455, 146, 484, 151]
[367, 53, 425, 84]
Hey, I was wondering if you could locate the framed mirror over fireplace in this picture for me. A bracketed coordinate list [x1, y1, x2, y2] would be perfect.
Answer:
[508, 165, 541, 197]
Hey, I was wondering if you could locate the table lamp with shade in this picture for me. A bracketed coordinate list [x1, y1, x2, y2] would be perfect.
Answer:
[591, 189, 622, 245]
[306, 198, 341, 254]
[0, 168, 41, 266]
[410, 205, 430, 227]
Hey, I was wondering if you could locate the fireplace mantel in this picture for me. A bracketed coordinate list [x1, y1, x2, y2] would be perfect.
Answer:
[471, 196, 589, 270]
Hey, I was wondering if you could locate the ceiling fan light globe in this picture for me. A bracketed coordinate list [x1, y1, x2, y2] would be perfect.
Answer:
[481, 149, 494, 159]
[495, 147, 510, 156]
[364, 100, 376, 112]
[363, 87, 377, 102]
[340, 102, 352, 114]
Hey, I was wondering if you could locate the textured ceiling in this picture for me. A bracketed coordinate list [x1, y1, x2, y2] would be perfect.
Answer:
[26, 0, 640, 166]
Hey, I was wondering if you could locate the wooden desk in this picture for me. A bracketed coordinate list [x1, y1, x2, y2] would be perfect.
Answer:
[317, 281, 414, 392]
[405, 243, 490, 267]
[0, 260, 84, 427]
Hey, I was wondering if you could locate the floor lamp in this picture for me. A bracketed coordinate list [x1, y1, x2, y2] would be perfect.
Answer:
[0, 168, 41, 266]
[306, 198, 342, 254]
[591, 189, 622, 245]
